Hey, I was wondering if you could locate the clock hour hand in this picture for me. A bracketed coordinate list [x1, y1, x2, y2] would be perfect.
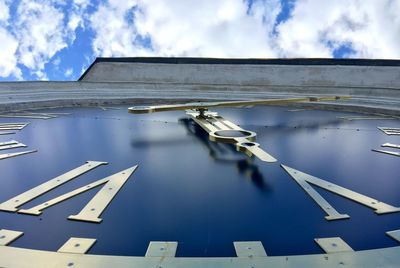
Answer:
[188, 110, 277, 163]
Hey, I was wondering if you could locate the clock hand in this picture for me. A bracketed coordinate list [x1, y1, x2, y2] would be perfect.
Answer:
[187, 110, 277, 163]
[128, 95, 351, 114]
[128, 96, 350, 162]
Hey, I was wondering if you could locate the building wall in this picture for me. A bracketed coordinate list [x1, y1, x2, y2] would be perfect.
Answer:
[0, 60, 399, 114]
[81, 62, 400, 89]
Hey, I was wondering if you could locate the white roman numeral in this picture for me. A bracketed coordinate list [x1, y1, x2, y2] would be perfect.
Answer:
[0, 161, 138, 223]
[281, 164, 400, 220]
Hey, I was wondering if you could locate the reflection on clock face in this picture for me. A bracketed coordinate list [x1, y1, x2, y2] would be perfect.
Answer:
[0, 105, 399, 257]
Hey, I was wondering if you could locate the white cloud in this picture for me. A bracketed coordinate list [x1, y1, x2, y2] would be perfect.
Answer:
[89, 0, 147, 57]
[136, 0, 281, 57]
[0, 0, 21, 79]
[276, 0, 400, 58]
[74, 0, 90, 8]
[68, 13, 84, 35]
[65, 68, 73, 77]
[0, 0, 10, 22]
[0, 28, 22, 78]
[67, 0, 91, 42]
[90, 0, 281, 58]
[0, 0, 87, 79]
[52, 57, 61, 67]
[14, 0, 68, 79]
[89, 0, 400, 59]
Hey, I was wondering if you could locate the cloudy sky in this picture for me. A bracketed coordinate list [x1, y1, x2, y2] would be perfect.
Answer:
[0, 0, 399, 81]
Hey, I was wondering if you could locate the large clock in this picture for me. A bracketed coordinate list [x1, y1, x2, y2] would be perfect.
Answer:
[0, 58, 399, 267]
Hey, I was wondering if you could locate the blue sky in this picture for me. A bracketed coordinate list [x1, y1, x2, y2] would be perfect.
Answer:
[0, 0, 399, 81]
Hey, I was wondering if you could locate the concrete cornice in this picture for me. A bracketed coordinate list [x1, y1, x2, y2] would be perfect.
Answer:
[1, 57, 399, 114]
[0, 81, 398, 115]
[79, 57, 400, 80]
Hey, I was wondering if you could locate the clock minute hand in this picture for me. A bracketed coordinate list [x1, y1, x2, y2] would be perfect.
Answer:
[128, 96, 351, 114]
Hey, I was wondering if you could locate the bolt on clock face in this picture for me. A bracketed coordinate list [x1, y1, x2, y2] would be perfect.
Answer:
[0, 104, 399, 257]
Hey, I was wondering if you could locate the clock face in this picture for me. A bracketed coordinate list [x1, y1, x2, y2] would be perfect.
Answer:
[0, 104, 399, 257]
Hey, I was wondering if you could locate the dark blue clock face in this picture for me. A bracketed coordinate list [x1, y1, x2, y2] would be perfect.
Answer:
[0, 105, 399, 257]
